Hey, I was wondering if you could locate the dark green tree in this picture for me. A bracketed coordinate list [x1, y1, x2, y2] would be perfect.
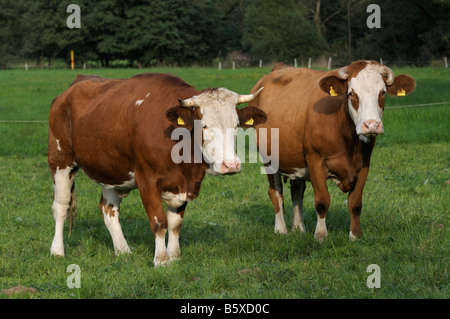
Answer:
[242, 0, 326, 63]
[0, 0, 28, 68]
[21, 0, 71, 68]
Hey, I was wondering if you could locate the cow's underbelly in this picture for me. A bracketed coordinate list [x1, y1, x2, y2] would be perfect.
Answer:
[280, 167, 309, 180]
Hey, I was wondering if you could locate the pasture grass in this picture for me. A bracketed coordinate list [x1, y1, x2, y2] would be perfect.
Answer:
[0, 66, 448, 299]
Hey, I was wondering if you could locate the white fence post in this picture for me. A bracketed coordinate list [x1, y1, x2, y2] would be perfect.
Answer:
[380, 57, 383, 65]
[308, 57, 311, 68]
[327, 57, 332, 70]
[232, 61, 235, 70]
[218, 62, 222, 70]
[259, 59, 262, 68]
[294, 58, 297, 68]
[445, 57, 448, 68]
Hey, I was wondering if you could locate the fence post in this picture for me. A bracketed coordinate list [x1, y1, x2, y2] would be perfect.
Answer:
[232, 61, 235, 70]
[327, 57, 332, 70]
[380, 57, 383, 65]
[308, 57, 311, 68]
[70, 50, 74, 70]
[25, 63, 28, 71]
[294, 58, 297, 68]
[445, 57, 448, 68]
[218, 62, 222, 70]
[259, 59, 262, 68]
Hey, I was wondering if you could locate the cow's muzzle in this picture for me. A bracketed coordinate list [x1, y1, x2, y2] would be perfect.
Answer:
[220, 160, 241, 174]
[362, 120, 384, 136]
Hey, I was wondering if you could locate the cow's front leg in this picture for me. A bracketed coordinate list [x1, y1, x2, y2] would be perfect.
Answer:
[347, 167, 370, 240]
[307, 157, 331, 241]
[167, 204, 185, 262]
[138, 182, 169, 266]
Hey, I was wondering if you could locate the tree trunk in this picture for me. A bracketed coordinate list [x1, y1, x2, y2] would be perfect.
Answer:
[313, 0, 321, 34]
[347, 0, 352, 61]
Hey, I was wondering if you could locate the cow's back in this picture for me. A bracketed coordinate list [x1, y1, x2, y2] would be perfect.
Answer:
[49, 73, 200, 185]
[251, 66, 327, 172]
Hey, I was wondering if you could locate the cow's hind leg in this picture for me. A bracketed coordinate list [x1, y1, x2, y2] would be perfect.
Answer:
[50, 165, 77, 256]
[290, 178, 306, 232]
[100, 187, 131, 255]
[267, 172, 288, 234]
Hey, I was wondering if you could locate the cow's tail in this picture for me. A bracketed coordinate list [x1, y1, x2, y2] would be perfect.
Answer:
[68, 184, 78, 238]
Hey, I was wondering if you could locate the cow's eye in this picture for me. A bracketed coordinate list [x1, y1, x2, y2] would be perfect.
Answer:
[382, 90, 387, 95]
[202, 124, 207, 129]
[348, 91, 354, 97]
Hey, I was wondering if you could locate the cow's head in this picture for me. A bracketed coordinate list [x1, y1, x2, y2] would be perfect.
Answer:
[166, 87, 267, 175]
[319, 60, 416, 141]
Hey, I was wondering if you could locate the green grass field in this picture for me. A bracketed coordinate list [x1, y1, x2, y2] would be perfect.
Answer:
[0, 66, 448, 299]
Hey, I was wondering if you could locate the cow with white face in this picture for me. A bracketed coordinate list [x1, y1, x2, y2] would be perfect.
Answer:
[252, 60, 416, 240]
[48, 73, 267, 266]
[320, 61, 415, 143]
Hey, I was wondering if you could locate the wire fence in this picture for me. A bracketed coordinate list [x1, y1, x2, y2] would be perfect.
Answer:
[1, 101, 448, 124]
[4, 56, 449, 71]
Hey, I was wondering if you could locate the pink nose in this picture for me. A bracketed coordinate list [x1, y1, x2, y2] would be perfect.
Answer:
[221, 161, 241, 173]
[363, 120, 384, 135]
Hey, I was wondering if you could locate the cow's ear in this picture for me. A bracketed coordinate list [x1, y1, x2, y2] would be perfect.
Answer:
[319, 75, 347, 97]
[237, 106, 267, 129]
[386, 74, 416, 97]
[166, 106, 195, 131]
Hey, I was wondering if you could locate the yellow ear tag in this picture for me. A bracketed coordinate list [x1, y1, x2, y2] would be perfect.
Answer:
[177, 117, 185, 125]
[329, 86, 338, 96]
[397, 88, 406, 96]
[244, 118, 254, 126]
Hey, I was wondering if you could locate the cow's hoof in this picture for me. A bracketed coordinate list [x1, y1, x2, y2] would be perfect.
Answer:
[349, 231, 362, 241]
[314, 231, 328, 243]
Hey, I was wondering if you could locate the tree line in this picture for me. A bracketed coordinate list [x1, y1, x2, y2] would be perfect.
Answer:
[0, 0, 448, 69]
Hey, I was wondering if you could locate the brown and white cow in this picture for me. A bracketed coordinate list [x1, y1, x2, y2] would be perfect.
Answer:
[48, 73, 267, 266]
[251, 60, 416, 240]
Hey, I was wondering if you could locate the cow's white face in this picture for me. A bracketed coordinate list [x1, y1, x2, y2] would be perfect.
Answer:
[194, 89, 242, 175]
[169, 87, 266, 175]
[347, 64, 386, 137]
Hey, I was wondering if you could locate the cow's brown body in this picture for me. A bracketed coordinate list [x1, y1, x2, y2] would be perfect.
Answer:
[50, 74, 206, 197]
[48, 73, 266, 265]
[251, 61, 415, 239]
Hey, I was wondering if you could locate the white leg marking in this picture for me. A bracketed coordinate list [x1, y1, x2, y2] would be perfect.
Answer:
[50, 166, 74, 256]
[273, 174, 288, 234]
[154, 230, 169, 267]
[291, 180, 306, 232]
[167, 208, 183, 261]
[292, 204, 306, 232]
[274, 194, 288, 234]
[101, 187, 131, 255]
[314, 214, 328, 242]
[349, 231, 358, 241]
